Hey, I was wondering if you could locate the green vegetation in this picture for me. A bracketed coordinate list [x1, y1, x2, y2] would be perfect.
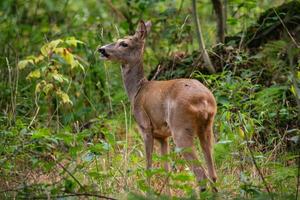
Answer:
[0, 0, 299, 199]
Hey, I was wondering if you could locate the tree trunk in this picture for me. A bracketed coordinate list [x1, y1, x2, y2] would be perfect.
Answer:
[191, 0, 216, 73]
[224, 0, 228, 33]
[211, 0, 226, 43]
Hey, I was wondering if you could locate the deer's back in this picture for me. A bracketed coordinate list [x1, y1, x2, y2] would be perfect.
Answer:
[134, 79, 216, 138]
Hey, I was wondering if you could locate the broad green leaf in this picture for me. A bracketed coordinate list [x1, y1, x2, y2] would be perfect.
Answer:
[18, 59, 34, 69]
[51, 72, 68, 83]
[34, 55, 44, 63]
[54, 47, 64, 54]
[56, 132, 73, 145]
[62, 50, 76, 68]
[41, 39, 63, 56]
[48, 39, 63, 49]
[31, 128, 50, 139]
[89, 143, 104, 154]
[26, 69, 41, 80]
[65, 37, 84, 47]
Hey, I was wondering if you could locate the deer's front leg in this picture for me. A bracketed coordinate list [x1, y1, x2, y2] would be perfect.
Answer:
[133, 107, 154, 185]
[142, 130, 154, 171]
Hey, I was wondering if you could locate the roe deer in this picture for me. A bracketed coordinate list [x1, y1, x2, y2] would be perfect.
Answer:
[97, 20, 217, 193]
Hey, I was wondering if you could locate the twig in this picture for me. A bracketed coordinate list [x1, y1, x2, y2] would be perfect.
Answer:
[28, 92, 41, 128]
[157, 170, 172, 195]
[0, 186, 116, 200]
[151, 65, 162, 80]
[272, 8, 300, 48]
[30, 192, 117, 200]
[55, 160, 85, 191]
[238, 112, 273, 199]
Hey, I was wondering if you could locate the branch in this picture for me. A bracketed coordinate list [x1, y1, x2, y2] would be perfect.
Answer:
[54, 158, 85, 191]
[31, 192, 117, 200]
[191, 0, 216, 73]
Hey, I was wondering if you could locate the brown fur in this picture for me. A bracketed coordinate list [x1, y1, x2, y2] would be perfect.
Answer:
[98, 21, 217, 193]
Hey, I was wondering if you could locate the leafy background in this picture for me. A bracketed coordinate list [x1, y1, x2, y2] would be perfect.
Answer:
[0, 0, 299, 199]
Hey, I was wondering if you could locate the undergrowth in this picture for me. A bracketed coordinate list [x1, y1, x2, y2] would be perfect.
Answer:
[0, 0, 299, 199]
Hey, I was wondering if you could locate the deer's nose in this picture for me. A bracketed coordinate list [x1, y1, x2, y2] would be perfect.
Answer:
[98, 48, 106, 54]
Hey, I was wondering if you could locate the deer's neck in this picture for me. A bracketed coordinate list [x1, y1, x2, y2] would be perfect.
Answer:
[121, 60, 147, 103]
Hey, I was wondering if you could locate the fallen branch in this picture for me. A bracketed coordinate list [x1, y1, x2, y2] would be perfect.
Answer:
[31, 192, 117, 200]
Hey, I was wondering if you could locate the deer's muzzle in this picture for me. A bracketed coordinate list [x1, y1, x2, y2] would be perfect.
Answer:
[98, 48, 110, 59]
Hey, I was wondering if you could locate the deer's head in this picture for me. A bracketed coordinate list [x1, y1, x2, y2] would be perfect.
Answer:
[98, 20, 151, 64]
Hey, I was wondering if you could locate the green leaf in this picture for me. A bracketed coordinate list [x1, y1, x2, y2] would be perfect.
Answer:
[75, 60, 85, 72]
[41, 39, 63, 56]
[65, 37, 84, 47]
[62, 50, 76, 68]
[56, 132, 73, 145]
[31, 128, 50, 139]
[64, 179, 76, 192]
[18, 59, 34, 69]
[26, 69, 41, 80]
[89, 143, 104, 155]
[56, 90, 72, 105]
[35, 82, 41, 93]
[43, 83, 54, 94]
[172, 173, 193, 182]
[51, 73, 68, 83]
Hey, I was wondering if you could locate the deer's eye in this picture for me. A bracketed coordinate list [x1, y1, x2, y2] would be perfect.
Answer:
[119, 42, 128, 47]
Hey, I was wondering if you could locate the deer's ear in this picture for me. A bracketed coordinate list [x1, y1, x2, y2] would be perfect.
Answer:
[145, 21, 152, 34]
[135, 20, 147, 40]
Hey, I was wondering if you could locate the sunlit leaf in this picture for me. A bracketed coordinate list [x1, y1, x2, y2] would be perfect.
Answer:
[290, 85, 296, 96]
[172, 173, 193, 182]
[56, 90, 72, 105]
[65, 37, 84, 47]
[50, 72, 68, 83]
[18, 59, 34, 69]
[43, 83, 53, 94]
[54, 47, 65, 54]
[31, 128, 50, 139]
[62, 49, 76, 68]
[238, 127, 244, 139]
[26, 69, 41, 80]
[41, 39, 63, 56]
[35, 82, 41, 93]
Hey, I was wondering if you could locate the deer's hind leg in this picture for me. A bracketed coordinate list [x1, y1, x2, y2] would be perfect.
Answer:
[158, 137, 171, 195]
[170, 124, 208, 191]
[198, 114, 218, 191]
